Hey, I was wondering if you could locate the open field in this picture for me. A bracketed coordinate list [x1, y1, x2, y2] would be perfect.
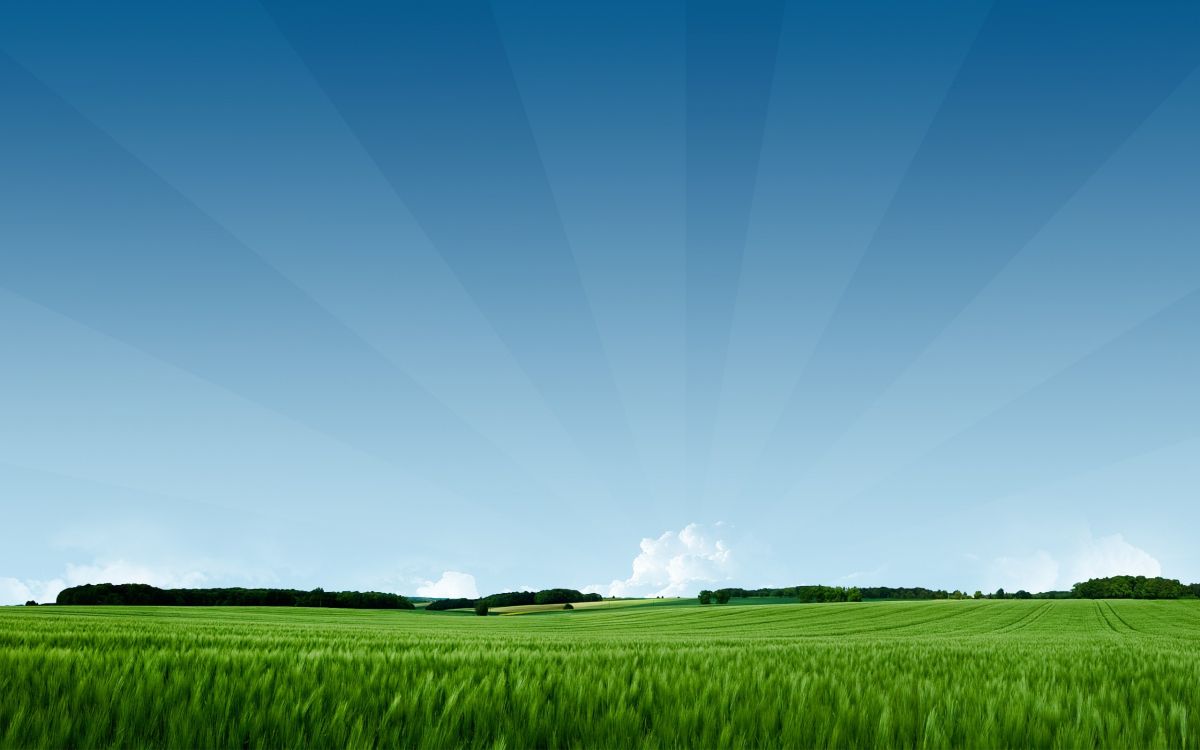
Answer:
[466, 597, 688, 615]
[3, 599, 1200, 748]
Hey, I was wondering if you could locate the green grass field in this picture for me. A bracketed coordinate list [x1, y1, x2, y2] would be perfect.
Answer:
[468, 597, 689, 615]
[3, 599, 1200, 748]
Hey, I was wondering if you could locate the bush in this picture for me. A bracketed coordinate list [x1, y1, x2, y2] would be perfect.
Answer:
[474, 602, 489, 617]
[563, 603, 573, 610]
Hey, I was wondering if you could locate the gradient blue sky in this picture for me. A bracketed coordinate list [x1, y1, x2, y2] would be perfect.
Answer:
[2, 0, 1198, 603]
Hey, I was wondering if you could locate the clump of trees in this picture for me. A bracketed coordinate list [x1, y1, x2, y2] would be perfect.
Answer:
[55, 583, 414, 609]
[982, 589, 1073, 600]
[706, 585, 948, 602]
[1071, 576, 1193, 600]
[474, 601, 489, 616]
[699, 586, 863, 604]
[425, 597, 478, 611]
[693, 577, 1200, 606]
[534, 588, 595, 605]
[694, 585, 1092, 605]
[697, 590, 733, 604]
[424, 588, 602, 612]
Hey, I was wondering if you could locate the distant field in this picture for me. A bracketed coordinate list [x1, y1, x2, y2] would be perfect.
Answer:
[467, 597, 687, 615]
[3, 599, 1200, 747]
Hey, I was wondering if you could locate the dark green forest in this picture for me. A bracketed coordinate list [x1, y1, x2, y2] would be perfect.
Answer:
[1071, 575, 1199, 599]
[56, 583, 414, 609]
[700, 585, 973, 603]
[424, 588, 602, 611]
[698, 576, 1200, 605]
[53, 584, 600, 610]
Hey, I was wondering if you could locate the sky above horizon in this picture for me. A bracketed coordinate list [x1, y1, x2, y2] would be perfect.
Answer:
[2, 1, 1199, 605]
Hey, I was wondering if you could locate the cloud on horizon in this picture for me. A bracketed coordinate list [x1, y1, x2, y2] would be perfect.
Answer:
[0, 559, 211, 606]
[415, 571, 479, 599]
[988, 532, 1161, 593]
[587, 523, 735, 598]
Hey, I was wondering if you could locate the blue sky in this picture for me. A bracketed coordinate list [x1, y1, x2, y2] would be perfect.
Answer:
[2, 1, 1199, 604]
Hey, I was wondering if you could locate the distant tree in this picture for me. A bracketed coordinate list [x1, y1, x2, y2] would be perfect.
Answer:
[698, 590, 713, 605]
[1013, 590, 1032, 600]
[1072, 575, 1187, 600]
[480, 591, 536, 608]
[533, 588, 591, 605]
[715, 590, 732, 605]
[563, 603, 574, 610]
[1033, 590, 1072, 600]
[474, 601, 489, 617]
[847, 587, 862, 603]
[24, 600, 37, 606]
[994, 588, 1006, 600]
[425, 598, 476, 611]
[1111, 578, 1134, 598]
[973, 591, 983, 600]
[54, 583, 413, 609]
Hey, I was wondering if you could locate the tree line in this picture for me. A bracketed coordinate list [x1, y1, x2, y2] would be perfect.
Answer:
[701, 585, 1021, 602]
[698, 576, 1200, 604]
[698, 585, 970, 603]
[425, 588, 602, 612]
[1071, 576, 1200, 600]
[55, 583, 414, 609]
[699, 586, 865, 604]
[47, 576, 1200, 611]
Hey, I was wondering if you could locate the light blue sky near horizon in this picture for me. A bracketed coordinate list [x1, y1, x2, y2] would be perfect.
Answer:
[2, 0, 1198, 603]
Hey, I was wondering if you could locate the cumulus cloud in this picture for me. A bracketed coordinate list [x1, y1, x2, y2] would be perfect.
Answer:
[1066, 533, 1161, 582]
[588, 523, 735, 598]
[990, 550, 1060, 593]
[988, 533, 1161, 593]
[0, 560, 210, 606]
[416, 571, 479, 599]
[64, 561, 208, 590]
[0, 578, 37, 606]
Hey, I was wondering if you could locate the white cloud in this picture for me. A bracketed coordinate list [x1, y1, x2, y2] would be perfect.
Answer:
[836, 564, 888, 583]
[416, 571, 479, 599]
[987, 533, 1161, 593]
[64, 561, 208, 590]
[588, 523, 735, 598]
[0, 560, 209, 606]
[990, 550, 1060, 593]
[1066, 533, 1161, 582]
[0, 578, 36, 606]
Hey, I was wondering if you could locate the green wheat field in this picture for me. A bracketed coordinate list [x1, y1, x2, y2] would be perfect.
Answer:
[3, 599, 1200, 748]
